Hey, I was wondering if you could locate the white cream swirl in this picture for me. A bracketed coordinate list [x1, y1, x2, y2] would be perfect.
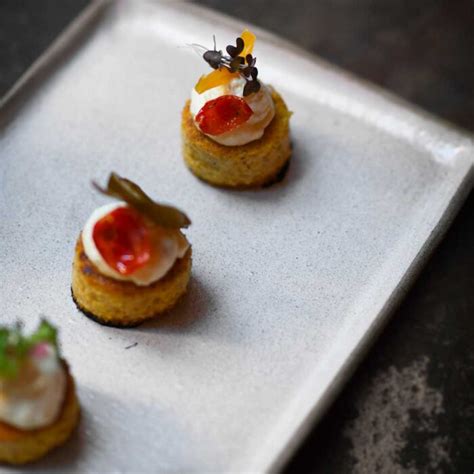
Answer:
[190, 76, 275, 146]
[82, 202, 189, 286]
[0, 344, 66, 430]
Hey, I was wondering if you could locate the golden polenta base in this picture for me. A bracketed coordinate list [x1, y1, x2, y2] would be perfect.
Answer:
[182, 89, 292, 188]
[71, 236, 192, 328]
[0, 366, 80, 465]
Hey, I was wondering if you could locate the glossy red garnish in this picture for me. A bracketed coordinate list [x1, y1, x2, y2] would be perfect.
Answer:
[195, 95, 253, 135]
[93, 207, 151, 275]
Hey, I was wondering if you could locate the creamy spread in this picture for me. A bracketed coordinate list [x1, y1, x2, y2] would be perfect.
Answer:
[82, 202, 189, 286]
[0, 343, 66, 430]
[190, 76, 275, 146]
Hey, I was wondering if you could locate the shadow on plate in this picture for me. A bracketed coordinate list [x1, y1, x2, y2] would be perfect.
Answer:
[138, 276, 214, 332]
[18, 385, 199, 472]
[210, 137, 312, 204]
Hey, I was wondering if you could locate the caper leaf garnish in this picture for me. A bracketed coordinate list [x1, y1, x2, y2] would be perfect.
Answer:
[93, 173, 191, 229]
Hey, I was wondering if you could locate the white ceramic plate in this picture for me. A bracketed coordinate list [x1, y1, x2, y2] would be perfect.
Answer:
[1, 1, 472, 472]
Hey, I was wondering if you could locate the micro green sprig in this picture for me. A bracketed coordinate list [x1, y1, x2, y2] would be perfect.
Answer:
[0, 319, 59, 379]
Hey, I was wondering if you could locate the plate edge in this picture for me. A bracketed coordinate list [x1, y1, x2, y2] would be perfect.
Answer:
[1, 1, 473, 471]
[261, 168, 473, 473]
[0, 0, 110, 123]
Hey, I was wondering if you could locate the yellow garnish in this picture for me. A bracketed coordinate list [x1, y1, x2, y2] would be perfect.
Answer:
[240, 29, 255, 57]
[195, 68, 239, 94]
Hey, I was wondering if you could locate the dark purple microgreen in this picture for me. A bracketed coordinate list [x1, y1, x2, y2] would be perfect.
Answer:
[201, 34, 261, 96]
[203, 49, 223, 69]
[225, 45, 236, 57]
[242, 66, 253, 77]
[229, 56, 244, 72]
[226, 37, 244, 58]
[243, 79, 261, 96]
[93, 173, 191, 229]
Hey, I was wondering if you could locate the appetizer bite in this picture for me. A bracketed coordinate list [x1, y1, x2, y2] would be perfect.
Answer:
[71, 173, 192, 327]
[0, 320, 80, 465]
[182, 30, 292, 188]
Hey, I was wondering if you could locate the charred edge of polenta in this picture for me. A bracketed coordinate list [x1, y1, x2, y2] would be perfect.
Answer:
[70, 288, 146, 329]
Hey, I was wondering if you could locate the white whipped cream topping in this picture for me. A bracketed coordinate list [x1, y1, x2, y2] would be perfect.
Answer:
[0, 344, 66, 430]
[82, 202, 189, 286]
[190, 76, 275, 146]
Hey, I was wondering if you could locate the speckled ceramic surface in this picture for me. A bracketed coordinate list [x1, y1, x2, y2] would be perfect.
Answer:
[0, 1, 472, 472]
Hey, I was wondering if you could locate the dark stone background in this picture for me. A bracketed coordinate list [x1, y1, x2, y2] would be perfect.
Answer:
[1, 0, 472, 472]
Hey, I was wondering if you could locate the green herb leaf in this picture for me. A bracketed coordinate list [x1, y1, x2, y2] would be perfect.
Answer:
[29, 319, 58, 349]
[93, 173, 191, 229]
[0, 329, 15, 378]
[0, 356, 20, 379]
[0, 319, 60, 379]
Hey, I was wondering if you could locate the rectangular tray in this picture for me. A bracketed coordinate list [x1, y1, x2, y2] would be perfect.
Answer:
[1, 1, 472, 472]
